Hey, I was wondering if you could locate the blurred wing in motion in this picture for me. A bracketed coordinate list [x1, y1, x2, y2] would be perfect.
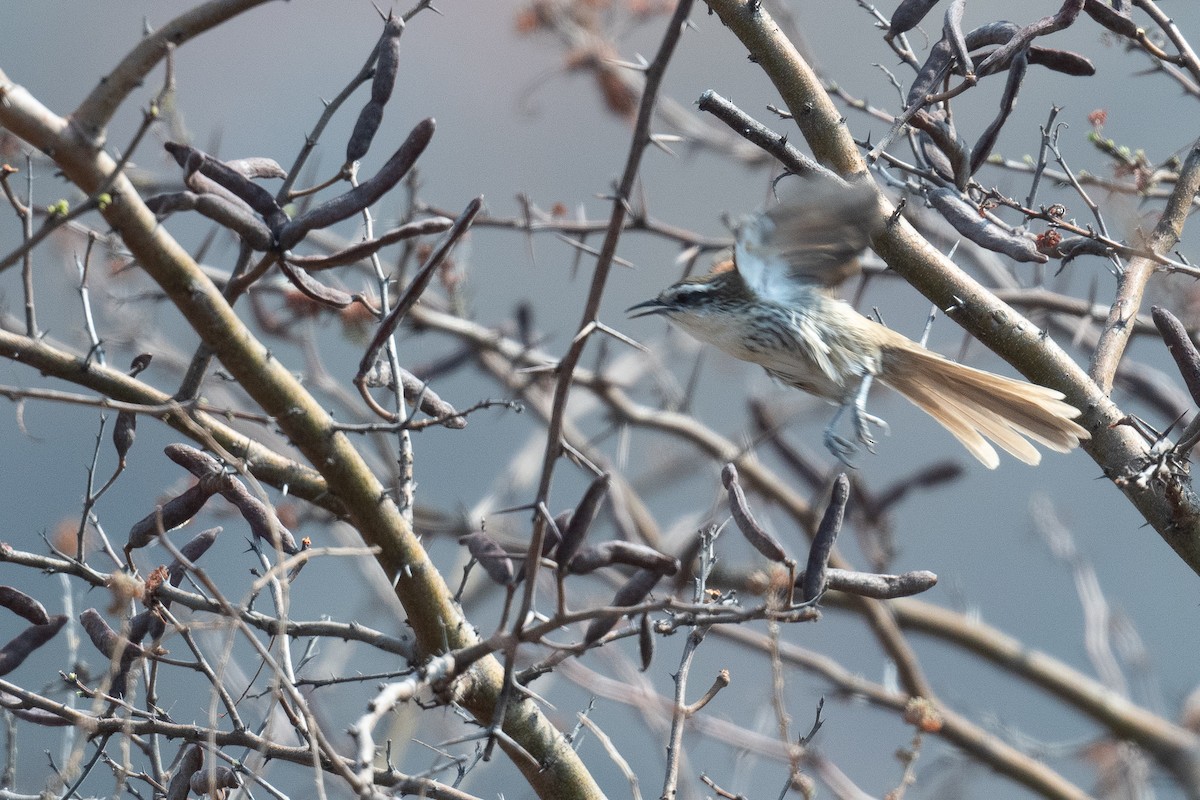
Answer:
[735, 176, 881, 300]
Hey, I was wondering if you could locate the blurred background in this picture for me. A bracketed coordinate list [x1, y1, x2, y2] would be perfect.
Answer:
[2, 1, 1200, 797]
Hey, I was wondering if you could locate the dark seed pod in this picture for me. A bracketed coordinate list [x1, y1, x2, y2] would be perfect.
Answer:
[459, 532, 515, 586]
[113, 410, 136, 466]
[721, 464, 789, 564]
[1026, 46, 1094, 76]
[1084, 1, 1138, 37]
[172, 527, 223, 579]
[343, 12, 402, 163]
[347, 101, 384, 164]
[81, 609, 145, 697]
[357, 197, 481, 377]
[802, 474, 849, 602]
[1155, 306, 1200, 409]
[279, 260, 354, 309]
[128, 353, 153, 377]
[584, 568, 661, 645]
[568, 541, 679, 576]
[0, 586, 50, 625]
[189, 767, 241, 794]
[638, 613, 654, 671]
[927, 187, 1048, 263]
[126, 483, 214, 552]
[127, 609, 159, 646]
[279, 118, 435, 250]
[80, 609, 142, 661]
[1055, 235, 1112, 265]
[942, 0, 971, 77]
[220, 479, 300, 555]
[372, 16, 403, 105]
[145, 191, 275, 251]
[888, 0, 940, 37]
[907, 41, 955, 106]
[969, 49, 1027, 176]
[163, 443, 221, 476]
[557, 473, 610, 570]
[165, 744, 203, 800]
[0, 616, 67, 677]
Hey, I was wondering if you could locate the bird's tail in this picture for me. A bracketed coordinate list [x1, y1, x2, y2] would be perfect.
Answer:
[879, 341, 1089, 469]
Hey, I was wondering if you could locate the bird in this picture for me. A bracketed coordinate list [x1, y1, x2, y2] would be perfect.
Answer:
[627, 177, 1090, 468]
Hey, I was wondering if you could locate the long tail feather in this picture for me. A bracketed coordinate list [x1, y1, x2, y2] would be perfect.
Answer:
[879, 341, 1089, 468]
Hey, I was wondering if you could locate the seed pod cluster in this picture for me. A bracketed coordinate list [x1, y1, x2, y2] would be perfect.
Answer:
[898, 16, 1093, 190]
[126, 445, 300, 556]
[149, 105, 434, 257]
[584, 568, 662, 645]
[721, 463, 790, 564]
[458, 531, 515, 587]
[166, 445, 299, 554]
[347, 15, 404, 164]
[165, 142, 288, 232]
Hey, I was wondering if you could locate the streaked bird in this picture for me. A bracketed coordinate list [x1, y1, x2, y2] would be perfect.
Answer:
[628, 178, 1089, 468]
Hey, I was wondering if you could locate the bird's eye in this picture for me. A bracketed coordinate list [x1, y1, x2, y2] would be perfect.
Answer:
[672, 286, 706, 306]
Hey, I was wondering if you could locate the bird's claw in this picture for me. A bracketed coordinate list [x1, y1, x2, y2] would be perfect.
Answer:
[853, 409, 889, 451]
[823, 428, 860, 468]
[823, 379, 890, 466]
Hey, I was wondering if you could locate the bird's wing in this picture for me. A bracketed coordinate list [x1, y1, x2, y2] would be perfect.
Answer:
[735, 176, 880, 300]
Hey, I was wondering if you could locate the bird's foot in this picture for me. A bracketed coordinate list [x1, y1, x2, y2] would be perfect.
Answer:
[852, 407, 889, 451]
[823, 427, 860, 468]
[823, 385, 890, 466]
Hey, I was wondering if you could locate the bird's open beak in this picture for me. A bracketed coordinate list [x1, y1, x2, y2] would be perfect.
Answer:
[626, 298, 670, 319]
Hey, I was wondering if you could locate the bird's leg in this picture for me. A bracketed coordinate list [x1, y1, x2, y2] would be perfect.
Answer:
[851, 373, 890, 447]
[823, 374, 889, 464]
